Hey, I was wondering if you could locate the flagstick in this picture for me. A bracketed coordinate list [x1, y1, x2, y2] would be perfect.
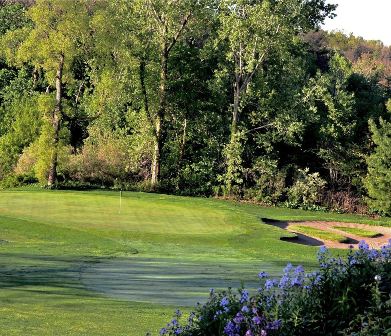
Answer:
[119, 189, 122, 214]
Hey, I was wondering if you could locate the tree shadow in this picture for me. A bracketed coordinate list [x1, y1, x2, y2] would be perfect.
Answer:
[0, 253, 102, 297]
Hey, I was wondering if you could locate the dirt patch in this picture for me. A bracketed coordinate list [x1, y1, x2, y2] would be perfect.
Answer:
[262, 218, 391, 249]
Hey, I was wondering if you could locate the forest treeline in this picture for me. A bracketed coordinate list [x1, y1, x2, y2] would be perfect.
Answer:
[0, 0, 391, 215]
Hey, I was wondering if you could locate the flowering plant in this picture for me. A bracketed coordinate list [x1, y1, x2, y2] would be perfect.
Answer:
[159, 240, 391, 336]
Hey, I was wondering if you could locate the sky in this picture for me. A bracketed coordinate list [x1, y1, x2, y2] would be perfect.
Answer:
[323, 0, 391, 46]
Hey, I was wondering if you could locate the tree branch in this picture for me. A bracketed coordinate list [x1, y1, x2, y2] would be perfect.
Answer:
[167, 11, 192, 53]
[245, 122, 275, 134]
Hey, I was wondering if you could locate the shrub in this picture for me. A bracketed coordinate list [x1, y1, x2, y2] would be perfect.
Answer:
[65, 127, 152, 186]
[159, 240, 391, 336]
[364, 118, 391, 216]
[287, 168, 326, 209]
[243, 159, 286, 205]
[0, 173, 37, 188]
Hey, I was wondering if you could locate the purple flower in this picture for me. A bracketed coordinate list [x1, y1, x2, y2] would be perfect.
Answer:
[258, 271, 269, 279]
[174, 328, 182, 335]
[266, 319, 282, 330]
[260, 330, 267, 336]
[348, 255, 358, 266]
[160, 328, 167, 335]
[252, 316, 262, 325]
[214, 310, 223, 319]
[233, 312, 244, 324]
[240, 289, 249, 303]
[294, 265, 304, 274]
[224, 321, 239, 336]
[291, 276, 303, 287]
[241, 305, 250, 313]
[245, 330, 253, 336]
[279, 275, 290, 289]
[221, 297, 229, 307]
[265, 279, 276, 290]
[317, 246, 328, 260]
[368, 249, 379, 260]
[358, 240, 369, 251]
[284, 263, 293, 274]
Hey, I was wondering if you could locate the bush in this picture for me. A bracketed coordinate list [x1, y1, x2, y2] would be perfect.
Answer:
[287, 168, 326, 209]
[65, 128, 152, 186]
[364, 118, 391, 216]
[244, 159, 286, 205]
[159, 240, 391, 336]
[0, 173, 37, 188]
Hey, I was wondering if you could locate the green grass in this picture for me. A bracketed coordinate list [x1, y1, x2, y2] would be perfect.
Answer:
[290, 225, 350, 243]
[333, 226, 381, 238]
[0, 189, 390, 335]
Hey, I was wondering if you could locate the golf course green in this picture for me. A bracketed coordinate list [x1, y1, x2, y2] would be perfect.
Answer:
[0, 190, 390, 335]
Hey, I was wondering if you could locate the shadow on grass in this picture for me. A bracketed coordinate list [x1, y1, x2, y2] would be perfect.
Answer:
[0, 254, 314, 307]
[0, 253, 100, 296]
[80, 257, 312, 306]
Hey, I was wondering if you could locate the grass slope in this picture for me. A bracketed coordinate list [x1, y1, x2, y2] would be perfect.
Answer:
[290, 225, 349, 243]
[0, 189, 390, 335]
[333, 226, 381, 238]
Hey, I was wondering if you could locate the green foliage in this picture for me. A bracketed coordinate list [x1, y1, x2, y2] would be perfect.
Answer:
[161, 242, 391, 335]
[219, 131, 246, 196]
[0, 0, 391, 216]
[364, 119, 391, 215]
[244, 158, 286, 204]
[0, 2, 30, 36]
[287, 168, 326, 209]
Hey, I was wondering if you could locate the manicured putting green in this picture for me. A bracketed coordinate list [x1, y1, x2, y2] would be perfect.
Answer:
[333, 226, 381, 238]
[290, 225, 349, 243]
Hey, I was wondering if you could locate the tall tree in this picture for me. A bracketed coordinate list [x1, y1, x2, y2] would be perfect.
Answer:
[216, 0, 335, 194]
[4, 0, 94, 187]
[130, 0, 207, 187]
[364, 117, 391, 215]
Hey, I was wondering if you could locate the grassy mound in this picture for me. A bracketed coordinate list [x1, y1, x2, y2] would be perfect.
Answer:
[290, 225, 350, 243]
[333, 226, 382, 238]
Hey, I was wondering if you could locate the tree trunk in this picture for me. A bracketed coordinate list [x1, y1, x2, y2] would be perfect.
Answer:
[231, 81, 240, 138]
[47, 54, 64, 187]
[175, 118, 187, 190]
[151, 47, 168, 187]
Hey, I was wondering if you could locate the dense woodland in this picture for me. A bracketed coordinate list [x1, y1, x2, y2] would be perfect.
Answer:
[0, 0, 390, 215]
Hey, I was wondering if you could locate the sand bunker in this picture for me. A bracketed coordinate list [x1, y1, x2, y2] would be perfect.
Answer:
[263, 218, 391, 249]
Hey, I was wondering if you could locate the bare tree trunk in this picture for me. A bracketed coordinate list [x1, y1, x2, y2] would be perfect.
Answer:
[179, 118, 187, 165]
[175, 118, 187, 190]
[151, 47, 168, 187]
[47, 54, 64, 187]
[231, 81, 240, 138]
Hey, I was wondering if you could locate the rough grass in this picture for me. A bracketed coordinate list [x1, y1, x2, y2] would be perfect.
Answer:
[290, 225, 350, 243]
[0, 189, 390, 335]
[333, 226, 381, 238]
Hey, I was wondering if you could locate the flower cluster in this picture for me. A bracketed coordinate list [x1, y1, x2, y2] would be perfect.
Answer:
[158, 239, 391, 336]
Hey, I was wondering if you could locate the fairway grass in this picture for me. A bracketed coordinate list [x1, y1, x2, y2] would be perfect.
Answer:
[0, 189, 390, 335]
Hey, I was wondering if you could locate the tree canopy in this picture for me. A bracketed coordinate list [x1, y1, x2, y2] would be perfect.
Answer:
[0, 0, 390, 215]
